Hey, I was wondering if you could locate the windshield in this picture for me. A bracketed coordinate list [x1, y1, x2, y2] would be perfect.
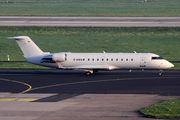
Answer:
[152, 57, 163, 60]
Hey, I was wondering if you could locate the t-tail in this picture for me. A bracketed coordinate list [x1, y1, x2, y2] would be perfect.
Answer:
[8, 36, 44, 57]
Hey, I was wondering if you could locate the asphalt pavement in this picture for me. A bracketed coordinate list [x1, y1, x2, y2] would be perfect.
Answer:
[0, 69, 180, 120]
[0, 16, 180, 27]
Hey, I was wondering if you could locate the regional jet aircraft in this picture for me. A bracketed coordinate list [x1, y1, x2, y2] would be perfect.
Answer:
[9, 36, 174, 75]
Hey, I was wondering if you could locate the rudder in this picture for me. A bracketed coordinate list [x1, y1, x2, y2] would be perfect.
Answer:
[8, 36, 43, 57]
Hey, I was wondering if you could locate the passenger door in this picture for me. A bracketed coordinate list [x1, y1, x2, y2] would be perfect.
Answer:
[140, 57, 146, 67]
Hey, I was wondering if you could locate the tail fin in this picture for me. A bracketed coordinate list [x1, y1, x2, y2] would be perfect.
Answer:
[8, 36, 43, 57]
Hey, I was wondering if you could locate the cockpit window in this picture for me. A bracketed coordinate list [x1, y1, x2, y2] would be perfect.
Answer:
[152, 57, 163, 60]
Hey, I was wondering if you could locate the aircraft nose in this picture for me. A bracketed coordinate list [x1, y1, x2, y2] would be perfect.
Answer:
[167, 62, 174, 68]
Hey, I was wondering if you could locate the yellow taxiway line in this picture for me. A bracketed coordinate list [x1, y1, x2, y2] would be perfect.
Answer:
[0, 77, 177, 101]
[0, 78, 32, 101]
[0, 98, 37, 101]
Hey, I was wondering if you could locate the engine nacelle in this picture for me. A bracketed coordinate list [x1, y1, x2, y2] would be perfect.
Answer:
[52, 53, 67, 62]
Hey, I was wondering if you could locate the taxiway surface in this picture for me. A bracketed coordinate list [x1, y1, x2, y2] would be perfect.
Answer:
[0, 16, 180, 27]
[0, 70, 180, 120]
[0, 69, 180, 96]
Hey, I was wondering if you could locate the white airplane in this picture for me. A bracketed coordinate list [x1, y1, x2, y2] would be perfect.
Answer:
[9, 36, 174, 76]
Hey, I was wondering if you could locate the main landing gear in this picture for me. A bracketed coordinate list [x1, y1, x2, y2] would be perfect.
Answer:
[86, 72, 92, 76]
[86, 70, 98, 76]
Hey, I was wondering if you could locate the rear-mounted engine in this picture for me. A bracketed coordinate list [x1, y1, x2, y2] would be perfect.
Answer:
[52, 53, 67, 62]
[41, 53, 67, 63]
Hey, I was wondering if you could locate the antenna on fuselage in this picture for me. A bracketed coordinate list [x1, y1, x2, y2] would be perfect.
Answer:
[134, 51, 137, 53]
[103, 51, 106, 53]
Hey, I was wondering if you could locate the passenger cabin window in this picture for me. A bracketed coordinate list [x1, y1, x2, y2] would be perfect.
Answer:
[126, 59, 128, 61]
[92, 58, 94, 61]
[83, 58, 85, 61]
[121, 59, 123, 61]
[116, 59, 118, 61]
[152, 57, 163, 60]
[88, 58, 90, 61]
[106, 59, 108, 61]
[111, 59, 113, 61]
[131, 59, 133, 61]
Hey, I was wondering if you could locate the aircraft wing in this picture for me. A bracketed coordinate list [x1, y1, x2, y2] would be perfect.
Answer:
[66, 66, 119, 70]
[56, 60, 118, 70]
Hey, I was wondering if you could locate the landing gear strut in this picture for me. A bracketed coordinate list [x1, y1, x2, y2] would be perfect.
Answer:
[159, 70, 163, 76]
[86, 70, 98, 76]
[86, 72, 91, 76]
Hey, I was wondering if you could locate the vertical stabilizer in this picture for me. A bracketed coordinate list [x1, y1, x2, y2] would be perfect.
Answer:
[8, 36, 43, 57]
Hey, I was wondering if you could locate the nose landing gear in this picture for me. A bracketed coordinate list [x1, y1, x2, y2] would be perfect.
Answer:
[159, 70, 163, 76]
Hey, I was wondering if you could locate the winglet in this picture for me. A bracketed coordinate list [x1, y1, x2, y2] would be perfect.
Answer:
[56, 60, 64, 68]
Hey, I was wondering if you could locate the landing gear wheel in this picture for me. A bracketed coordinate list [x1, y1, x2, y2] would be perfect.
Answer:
[159, 70, 163, 76]
[86, 72, 91, 76]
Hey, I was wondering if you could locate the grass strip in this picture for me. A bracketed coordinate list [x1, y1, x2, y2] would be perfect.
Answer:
[140, 99, 180, 119]
[1, 27, 180, 62]
[0, 62, 52, 69]
[170, 63, 180, 70]
[0, 0, 180, 16]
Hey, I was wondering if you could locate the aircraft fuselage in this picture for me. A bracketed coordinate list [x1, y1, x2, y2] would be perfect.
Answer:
[25, 52, 174, 70]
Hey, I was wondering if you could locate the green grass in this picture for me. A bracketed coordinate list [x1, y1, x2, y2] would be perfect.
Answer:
[0, 0, 180, 16]
[140, 99, 180, 119]
[1, 27, 180, 62]
[0, 62, 52, 69]
[170, 63, 180, 70]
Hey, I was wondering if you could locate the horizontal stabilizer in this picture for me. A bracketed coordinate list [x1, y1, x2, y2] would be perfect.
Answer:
[8, 36, 27, 40]
[8, 36, 43, 57]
